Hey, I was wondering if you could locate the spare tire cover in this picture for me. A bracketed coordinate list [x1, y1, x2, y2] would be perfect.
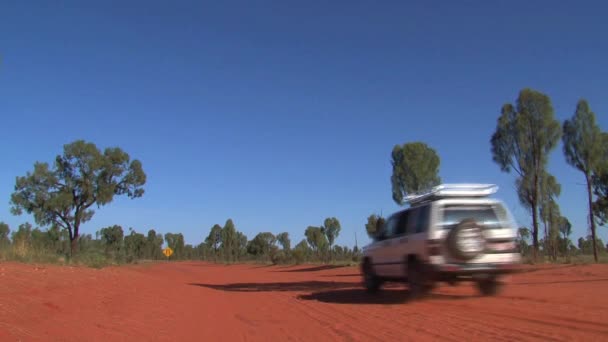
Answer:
[446, 218, 486, 261]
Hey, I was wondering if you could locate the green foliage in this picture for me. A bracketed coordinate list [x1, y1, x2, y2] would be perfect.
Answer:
[517, 227, 531, 256]
[321, 217, 341, 249]
[164, 233, 185, 259]
[390, 142, 441, 205]
[124, 229, 146, 262]
[236, 231, 248, 258]
[220, 219, 238, 262]
[247, 232, 276, 259]
[145, 229, 164, 259]
[592, 133, 608, 225]
[292, 239, 312, 264]
[276, 232, 290, 251]
[0, 222, 10, 248]
[365, 214, 385, 239]
[563, 99, 605, 261]
[99, 225, 124, 259]
[490, 88, 562, 260]
[305, 226, 328, 259]
[578, 236, 606, 255]
[10, 140, 146, 255]
[205, 224, 223, 255]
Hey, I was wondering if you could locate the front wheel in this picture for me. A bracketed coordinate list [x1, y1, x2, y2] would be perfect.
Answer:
[362, 260, 381, 293]
[407, 260, 433, 300]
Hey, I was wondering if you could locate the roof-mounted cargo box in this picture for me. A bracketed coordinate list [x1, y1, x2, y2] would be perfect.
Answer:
[404, 183, 499, 205]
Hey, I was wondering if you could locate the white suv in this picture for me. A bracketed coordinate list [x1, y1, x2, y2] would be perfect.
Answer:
[361, 184, 521, 299]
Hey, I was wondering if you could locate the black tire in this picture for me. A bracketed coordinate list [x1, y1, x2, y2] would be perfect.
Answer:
[407, 260, 433, 300]
[362, 260, 381, 293]
[476, 276, 502, 296]
[446, 218, 486, 261]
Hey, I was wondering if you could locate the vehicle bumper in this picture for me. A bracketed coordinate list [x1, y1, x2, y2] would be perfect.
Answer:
[426, 262, 520, 280]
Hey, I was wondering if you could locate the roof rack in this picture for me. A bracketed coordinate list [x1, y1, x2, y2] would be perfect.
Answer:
[404, 183, 499, 205]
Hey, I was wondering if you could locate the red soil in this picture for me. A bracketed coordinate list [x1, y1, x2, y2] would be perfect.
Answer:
[1, 261, 607, 341]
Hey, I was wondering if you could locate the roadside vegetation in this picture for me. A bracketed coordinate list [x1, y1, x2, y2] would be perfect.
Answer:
[1, 87, 608, 267]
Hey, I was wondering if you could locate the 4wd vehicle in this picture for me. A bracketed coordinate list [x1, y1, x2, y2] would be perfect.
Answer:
[361, 184, 521, 299]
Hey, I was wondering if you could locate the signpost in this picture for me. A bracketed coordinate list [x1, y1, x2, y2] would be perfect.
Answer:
[162, 247, 174, 260]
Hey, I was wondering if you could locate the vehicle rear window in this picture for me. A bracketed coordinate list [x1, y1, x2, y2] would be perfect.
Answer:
[438, 204, 508, 229]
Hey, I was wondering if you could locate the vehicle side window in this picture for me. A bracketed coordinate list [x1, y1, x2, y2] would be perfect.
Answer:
[413, 205, 430, 233]
[406, 205, 429, 234]
[382, 215, 399, 239]
[394, 210, 410, 236]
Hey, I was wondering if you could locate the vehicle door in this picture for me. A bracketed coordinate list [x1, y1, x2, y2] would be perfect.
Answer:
[371, 213, 399, 277]
[405, 204, 431, 266]
[384, 209, 411, 277]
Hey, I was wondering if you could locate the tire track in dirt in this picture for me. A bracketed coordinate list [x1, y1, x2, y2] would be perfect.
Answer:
[2, 261, 608, 341]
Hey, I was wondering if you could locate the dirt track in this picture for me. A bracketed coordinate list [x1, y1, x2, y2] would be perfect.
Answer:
[1, 261, 608, 341]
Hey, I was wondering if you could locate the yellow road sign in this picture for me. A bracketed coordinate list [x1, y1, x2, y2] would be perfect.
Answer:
[162, 247, 174, 258]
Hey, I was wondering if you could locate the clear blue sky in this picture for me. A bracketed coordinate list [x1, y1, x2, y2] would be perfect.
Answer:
[1, 1, 607, 248]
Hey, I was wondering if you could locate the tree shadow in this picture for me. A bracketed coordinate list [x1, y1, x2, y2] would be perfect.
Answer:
[298, 289, 469, 305]
[274, 265, 347, 273]
[188, 280, 355, 292]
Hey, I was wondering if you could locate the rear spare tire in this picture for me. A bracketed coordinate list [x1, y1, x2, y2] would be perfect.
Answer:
[446, 218, 486, 261]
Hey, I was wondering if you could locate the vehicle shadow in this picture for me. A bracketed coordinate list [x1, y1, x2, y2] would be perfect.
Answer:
[189, 281, 470, 304]
[273, 265, 347, 273]
[188, 280, 355, 292]
[298, 289, 469, 305]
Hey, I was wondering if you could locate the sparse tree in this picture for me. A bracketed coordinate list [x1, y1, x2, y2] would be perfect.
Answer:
[221, 219, 238, 262]
[205, 224, 223, 257]
[391, 142, 441, 205]
[322, 217, 341, 259]
[124, 229, 146, 261]
[292, 239, 312, 264]
[558, 217, 573, 257]
[365, 214, 385, 239]
[305, 226, 328, 259]
[0, 222, 11, 248]
[563, 99, 605, 262]
[247, 232, 276, 260]
[146, 229, 164, 260]
[164, 233, 185, 259]
[236, 231, 248, 258]
[10, 140, 146, 255]
[99, 225, 124, 258]
[276, 232, 291, 251]
[491, 88, 562, 261]
[517, 227, 531, 256]
[11, 222, 34, 255]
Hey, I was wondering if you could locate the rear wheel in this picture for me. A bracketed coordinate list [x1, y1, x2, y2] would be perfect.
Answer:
[362, 260, 381, 293]
[476, 276, 502, 296]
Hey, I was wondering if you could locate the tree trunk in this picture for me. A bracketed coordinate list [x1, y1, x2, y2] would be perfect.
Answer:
[531, 201, 539, 263]
[586, 173, 598, 262]
[542, 216, 548, 258]
[70, 236, 78, 256]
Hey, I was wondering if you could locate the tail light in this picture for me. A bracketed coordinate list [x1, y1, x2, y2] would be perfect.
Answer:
[428, 239, 441, 256]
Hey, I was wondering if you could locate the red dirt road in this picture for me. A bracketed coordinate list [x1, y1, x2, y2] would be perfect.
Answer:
[1, 261, 608, 341]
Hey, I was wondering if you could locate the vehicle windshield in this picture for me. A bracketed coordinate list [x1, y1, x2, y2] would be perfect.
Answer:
[438, 204, 510, 229]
